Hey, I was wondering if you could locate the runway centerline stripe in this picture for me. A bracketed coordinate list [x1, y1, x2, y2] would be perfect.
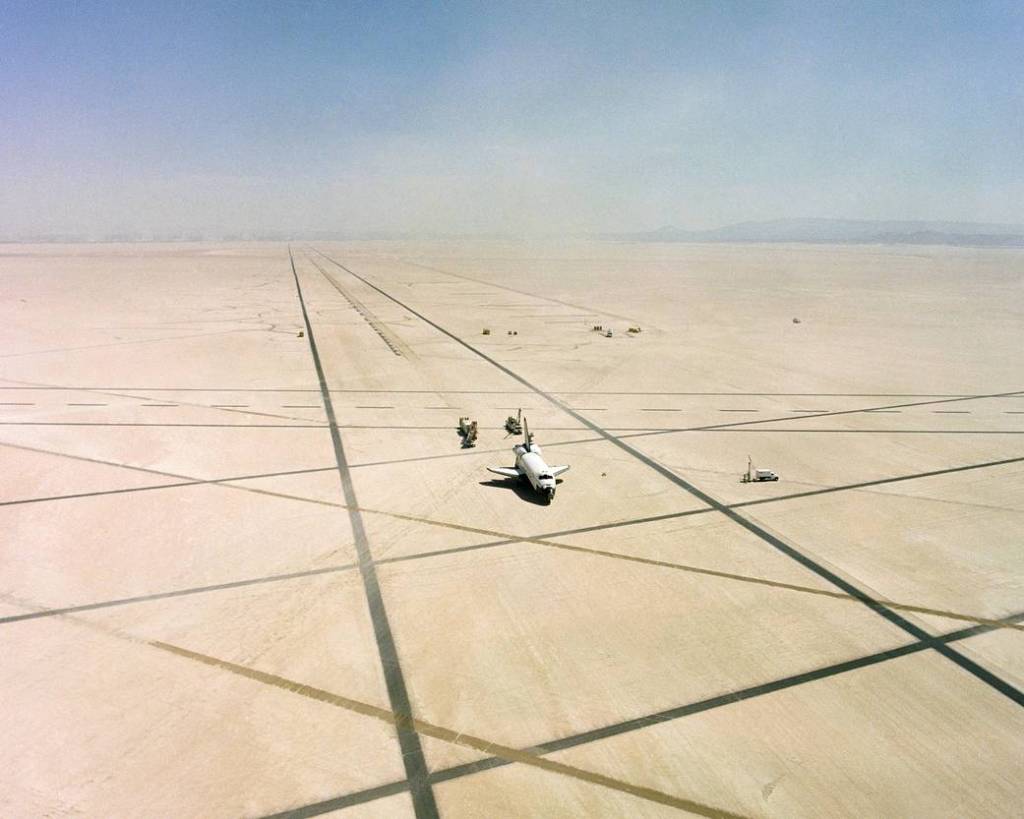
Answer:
[313, 248, 1024, 709]
[289, 248, 438, 818]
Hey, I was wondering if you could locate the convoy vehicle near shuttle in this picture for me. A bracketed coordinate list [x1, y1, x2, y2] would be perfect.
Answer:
[488, 418, 570, 503]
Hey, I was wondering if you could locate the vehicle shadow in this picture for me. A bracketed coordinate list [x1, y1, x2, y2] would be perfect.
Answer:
[479, 478, 563, 505]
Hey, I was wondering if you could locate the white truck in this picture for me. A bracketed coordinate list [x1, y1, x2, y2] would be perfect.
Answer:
[743, 457, 779, 482]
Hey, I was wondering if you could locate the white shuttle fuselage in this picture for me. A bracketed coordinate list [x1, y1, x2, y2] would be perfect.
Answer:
[487, 419, 569, 503]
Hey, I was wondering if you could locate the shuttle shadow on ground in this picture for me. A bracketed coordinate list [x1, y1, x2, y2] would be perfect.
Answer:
[479, 478, 563, 505]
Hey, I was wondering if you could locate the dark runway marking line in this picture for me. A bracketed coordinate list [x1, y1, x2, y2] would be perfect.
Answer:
[349, 444, 517, 470]
[790, 409, 829, 413]
[0, 464, 338, 509]
[704, 428, 1024, 435]
[0, 422, 328, 428]
[66, 402, 107, 406]
[402, 259, 639, 323]
[0, 563, 358, 625]
[263, 777, 384, 817]
[4, 447, 1016, 637]
[268, 612, 1024, 817]
[401, 533, 1024, 632]
[316, 424, 626, 431]
[1, 378, 300, 432]
[379, 539, 522, 566]
[718, 409, 758, 412]
[10, 523, 1013, 639]
[355, 405, 394, 409]
[429, 612, 1024, 784]
[649, 398, 1017, 445]
[0, 328, 254, 361]
[0, 402, 34, 405]
[7, 494, 1013, 637]
[566, 392, 977, 397]
[1007, 411, 1024, 414]
[260, 779, 410, 818]
[732, 455, 1024, 510]
[572, 407, 608, 411]
[2, 387, 1007, 398]
[210, 404, 249, 407]
[291, 248, 438, 818]
[281, 404, 321, 408]
[308, 255, 412, 358]
[314, 248, 1024, 709]
[641, 408, 680, 412]
[865, 409, 902, 413]
[140, 403, 178, 407]
[933, 410, 970, 414]
[163, 642, 741, 819]
[0, 387, 325, 392]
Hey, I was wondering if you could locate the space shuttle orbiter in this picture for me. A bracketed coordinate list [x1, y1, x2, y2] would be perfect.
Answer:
[487, 417, 569, 503]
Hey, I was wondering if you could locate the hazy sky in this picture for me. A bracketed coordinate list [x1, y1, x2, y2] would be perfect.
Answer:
[2, 1, 1022, 236]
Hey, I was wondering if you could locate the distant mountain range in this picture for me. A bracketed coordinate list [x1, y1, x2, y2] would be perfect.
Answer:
[605, 218, 1024, 247]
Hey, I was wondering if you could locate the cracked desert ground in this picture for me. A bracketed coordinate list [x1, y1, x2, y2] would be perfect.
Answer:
[1, 240, 1022, 818]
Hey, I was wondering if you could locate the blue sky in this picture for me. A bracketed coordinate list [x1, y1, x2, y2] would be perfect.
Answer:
[2, 1, 1021, 236]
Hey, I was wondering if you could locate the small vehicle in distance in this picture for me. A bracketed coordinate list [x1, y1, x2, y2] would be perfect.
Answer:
[742, 457, 779, 482]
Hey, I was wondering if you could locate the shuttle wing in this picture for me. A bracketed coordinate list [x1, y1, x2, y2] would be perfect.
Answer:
[487, 466, 522, 479]
[549, 465, 570, 477]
